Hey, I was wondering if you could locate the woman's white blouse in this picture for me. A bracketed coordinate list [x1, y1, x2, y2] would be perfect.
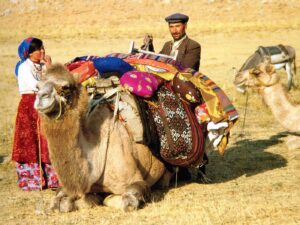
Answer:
[17, 59, 39, 94]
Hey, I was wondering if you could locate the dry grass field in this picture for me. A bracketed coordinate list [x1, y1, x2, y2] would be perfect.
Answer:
[1, 0, 300, 224]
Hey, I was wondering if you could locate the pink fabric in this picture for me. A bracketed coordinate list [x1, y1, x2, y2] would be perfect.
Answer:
[16, 162, 60, 191]
[195, 103, 210, 124]
[120, 71, 159, 97]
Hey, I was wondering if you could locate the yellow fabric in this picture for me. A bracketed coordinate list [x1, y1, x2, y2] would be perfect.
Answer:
[133, 64, 175, 81]
[189, 74, 224, 122]
[81, 76, 97, 87]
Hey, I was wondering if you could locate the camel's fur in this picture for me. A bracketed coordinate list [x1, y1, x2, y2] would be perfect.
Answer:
[34, 64, 171, 212]
[234, 62, 300, 149]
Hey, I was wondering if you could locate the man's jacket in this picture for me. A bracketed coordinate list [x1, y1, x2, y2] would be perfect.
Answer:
[160, 36, 201, 71]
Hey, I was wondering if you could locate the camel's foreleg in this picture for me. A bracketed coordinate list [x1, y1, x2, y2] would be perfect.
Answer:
[121, 181, 150, 211]
[83, 193, 103, 207]
[50, 188, 78, 213]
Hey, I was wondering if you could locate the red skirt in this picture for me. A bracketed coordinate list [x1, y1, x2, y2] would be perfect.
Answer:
[12, 94, 50, 163]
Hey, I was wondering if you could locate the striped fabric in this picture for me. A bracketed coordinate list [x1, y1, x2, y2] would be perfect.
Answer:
[107, 53, 239, 123]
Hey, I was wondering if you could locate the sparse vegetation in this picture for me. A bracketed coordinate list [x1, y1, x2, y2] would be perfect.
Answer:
[0, 0, 299, 224]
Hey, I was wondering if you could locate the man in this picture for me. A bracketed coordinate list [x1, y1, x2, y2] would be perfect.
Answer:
[141, 14, 207, 182]
[142, 13, 201, 71]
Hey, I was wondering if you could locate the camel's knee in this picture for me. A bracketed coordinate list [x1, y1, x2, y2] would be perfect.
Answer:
[122, 181, 150, 211]
[50, 189, 77, 213]
[59, 197, 78, 213]
[50, 188, 67, 211]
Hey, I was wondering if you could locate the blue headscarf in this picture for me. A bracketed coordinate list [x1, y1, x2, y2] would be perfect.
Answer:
[15, 37, 34, 77]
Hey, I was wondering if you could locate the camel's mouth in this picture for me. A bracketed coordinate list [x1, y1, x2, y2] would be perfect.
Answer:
[234, 73, 247, 93]
[34, 96, 56, 114]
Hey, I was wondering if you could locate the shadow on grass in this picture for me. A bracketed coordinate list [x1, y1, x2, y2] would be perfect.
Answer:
[149, 132, 291, 203]
[206, 132, 289, 183]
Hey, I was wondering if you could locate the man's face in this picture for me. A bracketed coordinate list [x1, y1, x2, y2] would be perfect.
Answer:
[168, 22, 186, 41]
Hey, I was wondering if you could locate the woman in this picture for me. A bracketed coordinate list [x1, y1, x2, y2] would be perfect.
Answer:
[12, 37, 59, 191]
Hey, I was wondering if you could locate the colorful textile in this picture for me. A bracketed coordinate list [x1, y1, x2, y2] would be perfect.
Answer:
[195, 103, 210, 124]
[120, 71, 159, 98]
[189, 73, 239, 122]
[16, 162, 59, 191]
[15, 37, 34, 76]
[172, 72, 203, 104]
[133, 64, 175, 81]
[149, 85, 205, 167]
[92, 57, 133, 76]
[107, 53, 239, 123]
[66, 56, 133, 78]
[69, 61, 98, 83]
[12, 94, 50, 163]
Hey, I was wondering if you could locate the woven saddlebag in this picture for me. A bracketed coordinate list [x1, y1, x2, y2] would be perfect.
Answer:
[149, 85, 206, 167]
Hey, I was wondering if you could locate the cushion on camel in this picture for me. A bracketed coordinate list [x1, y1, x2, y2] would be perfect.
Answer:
[69, 61, 98, 83]
[120, 71, 159, 98]
[172, 72, 203, 104]
[93, 57, 133, 77]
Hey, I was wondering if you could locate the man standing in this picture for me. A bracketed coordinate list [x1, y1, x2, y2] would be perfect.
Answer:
[142, 13, 201, 71]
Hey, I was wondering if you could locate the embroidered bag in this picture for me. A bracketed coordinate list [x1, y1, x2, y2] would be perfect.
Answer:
[149, 85, 205, 167]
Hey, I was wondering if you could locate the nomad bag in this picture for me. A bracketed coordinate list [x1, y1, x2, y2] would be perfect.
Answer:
[149, 85, 205, 167]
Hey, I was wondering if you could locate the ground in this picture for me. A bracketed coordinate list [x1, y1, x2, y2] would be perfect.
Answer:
[0, 0, 300, 224]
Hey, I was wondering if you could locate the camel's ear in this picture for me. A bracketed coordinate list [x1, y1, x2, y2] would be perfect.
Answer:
[71, 72, 81, 84]
[265, 64, 275, 75]
[250, 67, 261, 76]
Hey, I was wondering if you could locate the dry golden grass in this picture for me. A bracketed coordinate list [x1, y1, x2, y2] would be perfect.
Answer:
[1, 0, 300, 224]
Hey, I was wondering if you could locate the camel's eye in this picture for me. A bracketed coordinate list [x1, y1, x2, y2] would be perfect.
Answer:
[252, 69, 261, 76]
[62, 85, 70, 91]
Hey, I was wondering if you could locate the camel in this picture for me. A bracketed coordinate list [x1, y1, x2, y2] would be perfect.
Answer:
[34, 64, 172, 212]
[234, 62, 300, 150]
[237, 45, 296, 90]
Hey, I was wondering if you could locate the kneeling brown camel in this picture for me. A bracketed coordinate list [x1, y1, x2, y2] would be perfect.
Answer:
[234, 62, 300, 149]
[34, 64, 171, 212]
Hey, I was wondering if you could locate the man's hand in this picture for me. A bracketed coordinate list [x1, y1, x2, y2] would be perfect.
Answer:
[143, 34, 153, 46]
[141, 33, 154, 52]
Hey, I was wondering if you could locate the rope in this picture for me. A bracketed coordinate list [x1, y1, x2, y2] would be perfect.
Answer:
[37, 116, 43, 191]
[174, 166, 179, 188]
[55, 97, 63, 120]
[238, 91, 249, 138]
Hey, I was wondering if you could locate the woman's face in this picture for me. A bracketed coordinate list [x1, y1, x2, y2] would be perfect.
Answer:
[29, 46, 45, 63]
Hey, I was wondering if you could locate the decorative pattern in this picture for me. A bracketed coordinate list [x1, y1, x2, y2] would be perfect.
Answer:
[107, 53, 239, 123]
[16, 162, 59, 191]
[149, 86, 205, 166]
[120, 71, 159, 97]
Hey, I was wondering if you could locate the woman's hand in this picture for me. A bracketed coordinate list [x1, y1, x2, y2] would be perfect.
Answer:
[44, 55, 52, 68]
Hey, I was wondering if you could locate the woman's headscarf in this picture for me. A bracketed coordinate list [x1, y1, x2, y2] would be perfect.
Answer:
[15, 37, 34, 77]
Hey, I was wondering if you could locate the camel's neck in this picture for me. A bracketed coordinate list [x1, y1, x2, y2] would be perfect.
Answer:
[41, 90, 94, 195]
[262, 83, 300, 131]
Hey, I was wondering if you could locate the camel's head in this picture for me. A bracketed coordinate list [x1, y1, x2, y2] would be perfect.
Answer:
[34, 63, 80, 119]
[234, 63, 279, 93]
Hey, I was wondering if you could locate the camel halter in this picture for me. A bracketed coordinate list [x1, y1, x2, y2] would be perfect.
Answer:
[53, 84, 74, 120]
[54, 96, 65, 120]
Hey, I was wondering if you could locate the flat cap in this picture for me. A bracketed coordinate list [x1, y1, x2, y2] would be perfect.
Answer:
[165, 13, 189, 23]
